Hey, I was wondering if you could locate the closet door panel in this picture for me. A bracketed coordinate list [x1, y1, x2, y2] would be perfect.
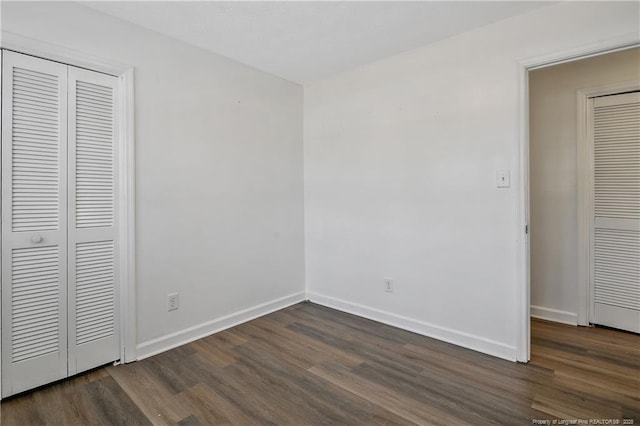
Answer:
[591, 92, 640, 333]
[1, 51, 68, 397]
[67, 66, 120, 375]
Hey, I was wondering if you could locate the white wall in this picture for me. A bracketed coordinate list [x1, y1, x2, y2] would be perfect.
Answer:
[2, 0, 639, 366]
[1, 2, 305, 357]
[304, 1, 639, 360]
[529, 48, 640, 325]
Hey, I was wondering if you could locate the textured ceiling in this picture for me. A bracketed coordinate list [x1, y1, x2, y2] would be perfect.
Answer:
[83, 1, 551, 83]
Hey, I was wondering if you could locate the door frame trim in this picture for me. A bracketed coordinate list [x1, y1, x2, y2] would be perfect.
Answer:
[516, 33, 639, 362]
[576, 82, 640, 326]
[0, 31, 138, 375]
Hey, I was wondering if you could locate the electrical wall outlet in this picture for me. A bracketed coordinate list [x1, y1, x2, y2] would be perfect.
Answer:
[167, 293, 179, 311]
[384, 277, 394, 293]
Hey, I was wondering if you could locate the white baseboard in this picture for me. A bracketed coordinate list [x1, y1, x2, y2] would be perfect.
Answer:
[531, 305, 578, 325]
[136, 291, 306, 360]
[307, 292, 517, 362]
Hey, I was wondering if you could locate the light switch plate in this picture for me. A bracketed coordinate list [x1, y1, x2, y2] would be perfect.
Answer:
[497, 170, 510, 188]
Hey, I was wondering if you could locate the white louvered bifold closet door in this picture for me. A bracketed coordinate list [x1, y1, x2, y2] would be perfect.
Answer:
[1, 52, 120, 397]
[591, 91, 640, 333]
[1, 52, 69, 397]
[67, 67, 119, 375]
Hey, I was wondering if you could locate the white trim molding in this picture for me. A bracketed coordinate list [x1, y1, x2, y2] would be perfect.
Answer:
[531, 306, 578, 326]
[307, 292, 517, 362]
[117, 68, 137, 363]
[136, 292, 306, 360]
[576, 80, 640, 327]
[1, 31, 137, 363]
[516, 58, 531, 363]
[1, 31, 130, 76]
[522, 33, 639, 71]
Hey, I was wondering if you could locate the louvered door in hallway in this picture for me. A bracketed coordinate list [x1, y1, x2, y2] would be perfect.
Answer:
[590, 91, 640, 333]
[1, 51, 120, 397]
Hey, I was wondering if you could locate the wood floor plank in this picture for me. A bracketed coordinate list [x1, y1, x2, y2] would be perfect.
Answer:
[257, 316, 364, 367]
[1, 303, 638, 425]
[107, 361, 192, 425]
[175, 383, 258, 426]
[231, 339, 408, 425]
[308, 361, 460, 426]
[82, 376, 153, 426]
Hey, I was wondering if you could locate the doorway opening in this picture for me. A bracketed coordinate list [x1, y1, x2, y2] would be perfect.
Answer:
[527, 46, 639, 353]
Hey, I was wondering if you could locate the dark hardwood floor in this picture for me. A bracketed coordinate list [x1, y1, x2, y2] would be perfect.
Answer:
[1, 302, 638, 425]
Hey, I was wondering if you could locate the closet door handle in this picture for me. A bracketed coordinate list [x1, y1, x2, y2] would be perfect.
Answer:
[30, 235, 43, 243]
